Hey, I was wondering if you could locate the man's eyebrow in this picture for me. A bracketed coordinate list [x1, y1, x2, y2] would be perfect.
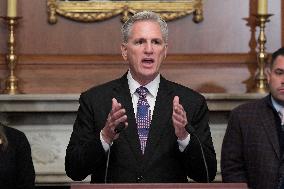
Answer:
[152, 38, 163, 41]
[274, 68, 284, 71]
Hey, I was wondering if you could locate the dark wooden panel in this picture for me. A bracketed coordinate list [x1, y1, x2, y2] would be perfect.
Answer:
[0, 1, 279, 94]
[0, 0, 281, 55]
[0, 54, 257, 94]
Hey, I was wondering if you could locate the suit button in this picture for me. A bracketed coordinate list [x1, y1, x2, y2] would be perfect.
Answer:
[137, 176, 144, 182]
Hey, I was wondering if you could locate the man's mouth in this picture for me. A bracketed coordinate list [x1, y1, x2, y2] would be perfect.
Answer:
[142, 58, 154, 64]
[278, 88, 284, 92]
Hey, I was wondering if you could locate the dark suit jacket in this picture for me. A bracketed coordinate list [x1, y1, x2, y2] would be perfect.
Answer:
[65, 73, 217, 183]
[0, 125, 35, 189]
[221, 95, 284, 189]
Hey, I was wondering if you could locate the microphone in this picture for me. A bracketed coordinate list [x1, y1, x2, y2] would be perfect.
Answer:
[185, 124, 209, 183]
[104, 123, 126, 183]
[114, 123, 126, 134]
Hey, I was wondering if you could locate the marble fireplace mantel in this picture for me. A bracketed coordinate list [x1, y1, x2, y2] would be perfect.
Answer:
[0, 93, 266, 185]
[0, 93, 265, 112]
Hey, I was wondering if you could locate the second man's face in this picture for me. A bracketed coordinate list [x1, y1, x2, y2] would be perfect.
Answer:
[121, 20, 168, 85]
[268, 55, 284, 105]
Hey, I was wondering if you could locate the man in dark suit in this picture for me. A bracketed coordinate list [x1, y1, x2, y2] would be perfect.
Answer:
[65, 11, 217, 183]
[221, 47, 284, 189]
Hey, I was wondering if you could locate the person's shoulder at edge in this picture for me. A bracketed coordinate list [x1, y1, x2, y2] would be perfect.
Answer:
[2, 124, 27, 140]
[1, 124, 30, 151]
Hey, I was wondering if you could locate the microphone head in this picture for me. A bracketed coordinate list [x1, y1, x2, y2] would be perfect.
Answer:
[185, 124, 196, 134]
[114, 123, 126, 133]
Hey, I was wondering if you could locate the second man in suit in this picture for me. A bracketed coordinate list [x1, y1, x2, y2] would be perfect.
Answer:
[65, 11, 217, 183]
[221, 47, 284, 189]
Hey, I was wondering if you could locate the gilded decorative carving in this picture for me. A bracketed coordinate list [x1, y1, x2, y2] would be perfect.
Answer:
[47, 0, 203, 24]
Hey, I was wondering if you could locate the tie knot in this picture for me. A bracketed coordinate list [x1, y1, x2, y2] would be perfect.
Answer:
[279, 108, 284, 125]
[279, 108, 284, 116]
[136, 86, 148, 98]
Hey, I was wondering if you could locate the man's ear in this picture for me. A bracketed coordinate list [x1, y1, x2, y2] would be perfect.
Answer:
[121, 43, 127, 61]
[164, 44, 168, 60]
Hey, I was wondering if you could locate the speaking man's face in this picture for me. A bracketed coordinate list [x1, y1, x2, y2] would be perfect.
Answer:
[121, 20, 167, 85]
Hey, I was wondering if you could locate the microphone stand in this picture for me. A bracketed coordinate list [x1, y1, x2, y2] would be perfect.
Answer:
[104, 123, 125, 183]
[186, 124, 209, 183]
[104, 147, 111, 183]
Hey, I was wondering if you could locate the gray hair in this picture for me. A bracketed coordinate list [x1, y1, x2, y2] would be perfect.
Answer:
[121, 11, 168, 43]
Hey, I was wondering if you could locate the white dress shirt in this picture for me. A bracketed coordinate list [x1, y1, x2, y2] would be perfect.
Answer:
[271, 96, 283, 113]
[271, 96, 284, 122]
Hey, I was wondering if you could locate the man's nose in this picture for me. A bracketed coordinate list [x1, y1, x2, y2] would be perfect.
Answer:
[144, 42, 153, 54]
[281, 77, 284, 84]
[280, 75, 284, 85]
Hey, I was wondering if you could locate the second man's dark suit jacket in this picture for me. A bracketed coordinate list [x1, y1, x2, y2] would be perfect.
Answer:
[65, 73, 217, 183]
[221, 95, 284, 189]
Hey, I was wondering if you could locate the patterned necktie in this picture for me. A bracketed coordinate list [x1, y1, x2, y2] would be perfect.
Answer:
[136, 86, 151, 154]
[278, 109, 284, 131]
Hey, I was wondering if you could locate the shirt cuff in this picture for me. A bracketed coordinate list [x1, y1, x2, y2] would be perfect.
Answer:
[100, 130, 111, 152]
[177, 134, 190, 152]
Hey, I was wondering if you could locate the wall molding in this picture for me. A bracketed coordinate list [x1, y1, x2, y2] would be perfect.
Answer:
[0, 53, 257, 66]
[0, 53, 258, 94]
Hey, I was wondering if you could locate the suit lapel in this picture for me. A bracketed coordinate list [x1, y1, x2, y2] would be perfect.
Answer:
[113, 74, 143, 162]
[142, 77, 174, 165]
[260, 97, 281, 159]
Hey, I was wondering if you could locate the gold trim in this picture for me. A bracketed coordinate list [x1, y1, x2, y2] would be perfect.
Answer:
[47, 0, 203, 24]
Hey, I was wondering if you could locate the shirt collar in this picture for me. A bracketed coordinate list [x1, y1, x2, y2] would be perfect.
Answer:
[127, 70, 160, 98]
[271, 96, 284, 113]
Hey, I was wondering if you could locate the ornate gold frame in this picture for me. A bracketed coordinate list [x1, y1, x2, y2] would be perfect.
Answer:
[47, 0, 203, 24]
